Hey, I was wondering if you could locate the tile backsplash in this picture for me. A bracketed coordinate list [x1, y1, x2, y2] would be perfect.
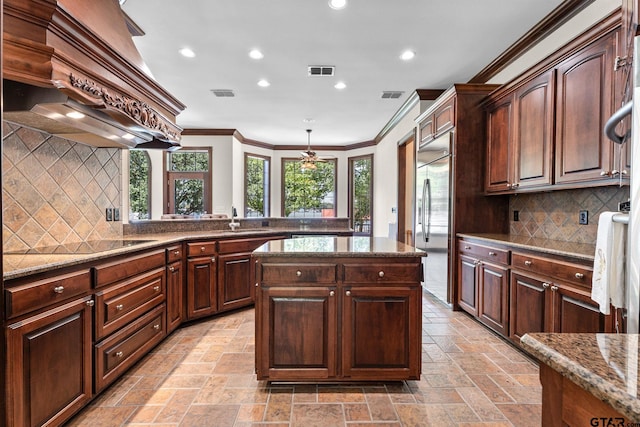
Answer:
[509, 186, 630, 245]
[2, 122, 122, 252]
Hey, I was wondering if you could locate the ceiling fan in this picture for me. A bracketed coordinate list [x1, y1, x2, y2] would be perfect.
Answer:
[300, 129, 328, 170]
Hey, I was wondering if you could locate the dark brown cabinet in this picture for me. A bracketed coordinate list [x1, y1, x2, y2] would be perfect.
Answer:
[509, 271, 548, 343]
[187, 253, 218, 319]
[6, 296, 93, 427]
[254, 256, 422, 381]
[457, 253, 479, 316]
[166, 244, 184, 334]
[217, 252, 254, 312]
[485, 93, 513, 193]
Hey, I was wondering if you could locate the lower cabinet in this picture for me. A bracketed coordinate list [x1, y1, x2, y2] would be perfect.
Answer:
[187, 253, 218, 319]
[217, 252, 255, 312]
[6, 296, 93, 427]
[166, 244, 184, 334]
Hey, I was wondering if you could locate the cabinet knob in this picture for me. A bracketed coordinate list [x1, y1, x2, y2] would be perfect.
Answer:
[488, 251, 496, 256]
[464, 245, 471, 250]
[115, 351, 124, 358]
[506, 182, 511, 188]
[296, 270, 302, 277]
[329, 290, 335, 296]
[378, 271, 385, 278]
[612, 170, 620, 177]
[53, 286, 64, 294]
[86, 300, 95, 307]
[511, 183, 519, 189]
[153, 286, 160, 292]
[600, 170, 611, 177]
[116, 304, 124, 311]
[551, 285, 559, 292]
[174, 250, 180, 256]
[622, 169, 629, 175]
[255, 283, 259, 287]
[169, 266, 175, 272]
[524, 260, 532, 267]
[346, 290, 351, 296]
[575, 272, 584, 279]
[542, 282, 550, 289]
[153, 324, 161, 330]
[200, 246, 206, 252]
[211, 257, 216, 263]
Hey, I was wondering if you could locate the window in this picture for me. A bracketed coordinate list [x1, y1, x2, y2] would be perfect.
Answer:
[245, 153, 270, 217]
[349, 155, 373, 235]
[282, 158, 336, 217]
[164, 148, 212, 215]
[129, 150, 151, 220]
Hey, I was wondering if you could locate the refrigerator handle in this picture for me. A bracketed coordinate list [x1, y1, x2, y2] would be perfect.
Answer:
[422, 178, 431, 243]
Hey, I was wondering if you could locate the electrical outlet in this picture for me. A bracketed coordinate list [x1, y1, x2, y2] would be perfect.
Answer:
[513, 210, 519, 221]
[113, 208, 120, 221]
[579, 210, 588, 225]
[105, 208, 113, 222]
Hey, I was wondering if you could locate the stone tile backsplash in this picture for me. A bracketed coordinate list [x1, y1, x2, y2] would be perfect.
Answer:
[2, 122, 122, 252]
[509, 186, 630, 245]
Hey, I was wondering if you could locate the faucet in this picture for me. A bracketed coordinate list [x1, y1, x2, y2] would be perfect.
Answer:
[229, 206, 240, 231]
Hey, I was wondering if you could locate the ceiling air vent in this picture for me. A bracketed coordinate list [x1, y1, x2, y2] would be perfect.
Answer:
[211, 89, 235, 97]
[308, 66, 335, 76]
[381, 91, 405, 99]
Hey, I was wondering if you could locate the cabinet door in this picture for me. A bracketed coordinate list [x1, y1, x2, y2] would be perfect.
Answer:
[551, 283, 609, 333]
[256, 286, 337, 380]
[509, 272, 549, 344]
[187, 256, 217, 319]
[342, 286, 421, 380]
[457, 254, 478, 315]
[166, 260, 184, 333]
[555, 32, 615, 184]
[513, 70, 554, 190]
[477, 262, 509, 336]
[433, 96, 455, 136]
[218, 252, 254, 312]
[6, 297, 93, 427]
[485, 94, 514, 192]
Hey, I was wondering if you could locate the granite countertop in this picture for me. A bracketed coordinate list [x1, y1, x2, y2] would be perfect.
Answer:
[521, 333, 640, 421]
[253, 236, 424, 257]
[457, 233, 596, 261]
[2, 228, 353, 281]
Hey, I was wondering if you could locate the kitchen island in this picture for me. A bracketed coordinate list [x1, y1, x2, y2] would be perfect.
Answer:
[252, 236, 424, 382]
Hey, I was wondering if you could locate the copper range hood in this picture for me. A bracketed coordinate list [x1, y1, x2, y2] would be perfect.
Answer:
[3, 0, 185, 150]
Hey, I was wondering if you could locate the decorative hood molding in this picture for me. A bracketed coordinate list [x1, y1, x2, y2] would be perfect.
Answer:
[3, 0, 185, 149]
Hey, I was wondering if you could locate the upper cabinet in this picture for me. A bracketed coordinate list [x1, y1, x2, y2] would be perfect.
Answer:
[485, 17, 628, 194]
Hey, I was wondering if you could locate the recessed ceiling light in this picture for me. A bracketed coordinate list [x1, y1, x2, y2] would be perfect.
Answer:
[400, 50, 416, 61]
[249, 49, 264, 60]
[303, 118, 315, 123]
[257, 79, 270, 87]
[334, 81, 347, 90]
[328, 0, 347, 10]
[179, 47, 196, 58]
[65, 111, 85, 119]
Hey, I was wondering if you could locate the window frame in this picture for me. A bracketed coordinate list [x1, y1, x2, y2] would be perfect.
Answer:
[348, 154, 374, 236]
[280, 156, 338, 218]
[163, 147, 212, 215]
[244, 152, 271, 218]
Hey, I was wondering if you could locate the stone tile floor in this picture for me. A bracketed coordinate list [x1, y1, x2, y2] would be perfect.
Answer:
[67, 291, 541, 426]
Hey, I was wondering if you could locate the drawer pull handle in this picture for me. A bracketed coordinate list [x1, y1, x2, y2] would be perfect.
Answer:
[378, 271, 385, 278]
[542, 282, 550, 289]
[346, 290, 351, 296]
[575, 273, 584, 279]
[488, 251, 496, 256]
[116, 304, 124, 311]
[53, 286, 64, 294]
[464, 245, 471, 250]
[86, 300, 95, 307]
[169, 266, 175, 272]
[296, 270, 302, 277]
[115, 351, 124, 358]
[551, 285, 559, 292]
[174, 250, 180, 256]
[153, 286, 160, 292]
[524, 260, 532, 266]
[153, 324, 160, 330]
[329, 291, 335, 296]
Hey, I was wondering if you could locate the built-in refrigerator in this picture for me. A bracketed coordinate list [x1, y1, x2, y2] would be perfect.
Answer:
[416, 133, 452, 304]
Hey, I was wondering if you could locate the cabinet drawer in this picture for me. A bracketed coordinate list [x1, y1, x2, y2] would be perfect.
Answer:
[5, 269, 92, 319]
[95, 267, 165, 340]
[94, 249, 165, 288]
[94, 304, 165, 393]
[166, 244, 183, 263]
[458, 240, 509, 265]
[219, 237, 270, 254]
[512, 252, 592, 287]
[343, 263, 421, 284]
[260, 263, 338, 284]
[187, 241, 217, 257]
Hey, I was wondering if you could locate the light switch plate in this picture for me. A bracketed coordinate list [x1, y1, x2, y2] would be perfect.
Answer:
[113, 208, 120, 221]
[105, 208, 113, 221]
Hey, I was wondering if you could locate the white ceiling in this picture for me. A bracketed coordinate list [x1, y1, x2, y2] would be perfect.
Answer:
[122, 0, 564, 147]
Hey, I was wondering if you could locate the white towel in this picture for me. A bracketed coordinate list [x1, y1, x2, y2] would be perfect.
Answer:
[591, 212, 626, 314]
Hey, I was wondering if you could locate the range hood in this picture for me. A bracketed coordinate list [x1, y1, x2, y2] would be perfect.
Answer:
[3, 0, 185, 150]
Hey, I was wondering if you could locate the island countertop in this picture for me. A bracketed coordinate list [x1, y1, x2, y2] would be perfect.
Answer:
[252, 236, 424, 257]
[521, 332, 640, 422]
